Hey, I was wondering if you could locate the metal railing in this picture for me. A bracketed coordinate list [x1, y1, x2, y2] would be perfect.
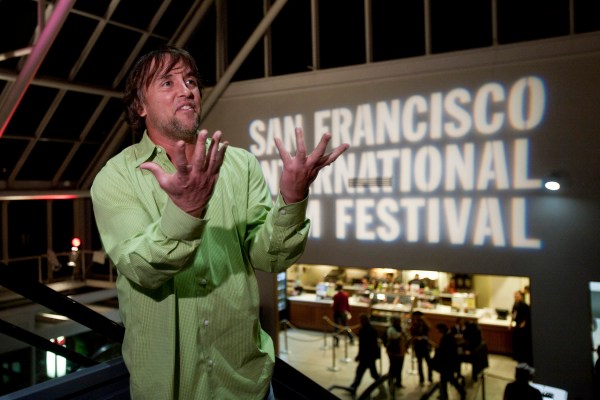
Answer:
[0, 262, 338, 400]
[1, 249, 115, 286]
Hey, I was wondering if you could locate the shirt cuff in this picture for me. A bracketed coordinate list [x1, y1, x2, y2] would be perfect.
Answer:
[272, 194, 308, 227]
[160, 199, 206, 240]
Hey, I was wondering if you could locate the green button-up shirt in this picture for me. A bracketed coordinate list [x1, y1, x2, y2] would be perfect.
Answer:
[91, 133, 310, 399]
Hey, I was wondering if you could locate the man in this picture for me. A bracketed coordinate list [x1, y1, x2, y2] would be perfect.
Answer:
[409, 273, 425, 289]
[91, 46, 348, 399]
[409, 311, 433, 385]
[433, 323, 466, 400]
[503, 363, 542, 400]
[332, 281, 353, 346]
[385, 316, 408, 390]
[510, 290, 533, 365]
[349, 313, 381, 395]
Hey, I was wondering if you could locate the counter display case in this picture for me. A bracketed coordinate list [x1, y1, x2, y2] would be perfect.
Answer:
[287, 291, 512, 355]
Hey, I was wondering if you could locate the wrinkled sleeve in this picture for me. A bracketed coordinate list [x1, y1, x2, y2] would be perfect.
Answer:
[243, 155, 311, 273]
[91, 162, 206, 289]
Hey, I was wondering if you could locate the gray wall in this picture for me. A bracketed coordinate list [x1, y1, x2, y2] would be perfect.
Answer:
[203, 33, 600, 399]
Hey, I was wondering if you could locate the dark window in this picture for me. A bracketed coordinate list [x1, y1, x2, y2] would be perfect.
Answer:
[271, 0, 313, 75]
[372, 0, 426, 61]
[8, 201, 46, 258]
[228, 0, 265, 81]
[188, 6, 218, 87]
[318, 0, 366, 69]
[497, 0, 570, 44]
[431, 0, 493, 53]
[574, 0, 600, 33]
[52, 201, 74, 254]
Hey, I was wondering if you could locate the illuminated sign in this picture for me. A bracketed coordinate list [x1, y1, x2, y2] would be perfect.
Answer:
[248, 76, 546, 249]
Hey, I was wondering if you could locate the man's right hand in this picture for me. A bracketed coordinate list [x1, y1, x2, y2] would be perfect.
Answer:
[140, 129, 228, 218]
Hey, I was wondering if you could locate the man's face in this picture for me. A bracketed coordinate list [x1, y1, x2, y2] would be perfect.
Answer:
[514, 291, 522, 302]
[139, 59, 202, 141]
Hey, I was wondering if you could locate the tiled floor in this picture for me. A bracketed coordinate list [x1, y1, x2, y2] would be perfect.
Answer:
[278, 328, 517, 399]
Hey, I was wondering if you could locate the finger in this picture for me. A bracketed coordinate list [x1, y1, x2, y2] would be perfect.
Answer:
[294, 127, 307, 158]
[212, 141, 229, 173]
[190, 129, 208, 169]
[206, 131, 223, 172]
[312, 143, 350, 170]
[274, 137, 291, 164]
[140, 161, 167, 184]
[324, 143, 350, 165]
[307, 133, 332, 163]
[172, 140, 191, 174]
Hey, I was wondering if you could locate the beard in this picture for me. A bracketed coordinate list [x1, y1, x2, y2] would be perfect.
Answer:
[160, 114, 200, 141]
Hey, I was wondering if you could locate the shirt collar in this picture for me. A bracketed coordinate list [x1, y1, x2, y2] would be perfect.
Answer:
[133, 131, 165, 167]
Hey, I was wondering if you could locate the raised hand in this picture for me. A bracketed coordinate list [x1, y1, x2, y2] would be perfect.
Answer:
[140, 130, 228, 217]
[275, 127, 349, 204]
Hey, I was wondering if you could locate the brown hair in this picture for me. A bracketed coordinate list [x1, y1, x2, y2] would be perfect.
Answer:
[123, 45, 203, 135]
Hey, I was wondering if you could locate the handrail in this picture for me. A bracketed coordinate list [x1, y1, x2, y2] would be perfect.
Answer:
[0, 263, 124, 343]
[0, 262, 340, 400]
[0, 358, 130, 400]
[0, 318, 97, 368]
[1, 249, 114, 284]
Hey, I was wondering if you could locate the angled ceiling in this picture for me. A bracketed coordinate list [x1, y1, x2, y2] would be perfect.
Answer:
[0, 0, 598, 196]
[0, 0, 219, 193]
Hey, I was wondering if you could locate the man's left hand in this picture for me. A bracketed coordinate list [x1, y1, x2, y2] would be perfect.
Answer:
[275, 127, 349, 204]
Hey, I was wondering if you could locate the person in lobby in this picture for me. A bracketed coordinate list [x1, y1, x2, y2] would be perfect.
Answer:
[503, 363, 542, 400]
[349, 313, 381, 395]
[462, 320, 482, 352]
[385, 316, 408, 390]
[432, 323, 466, 400]
[91, 45, 349, 400]
[510, 290, 533, 365]
[409, 310, 434, 385]
[409, 273, 425, 289]
[332, 280, 354, 346]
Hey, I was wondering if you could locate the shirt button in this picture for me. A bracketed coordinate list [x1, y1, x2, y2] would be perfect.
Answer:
[207, 359, 214, 367]
[200, 278, 207, 286]
[280, 209, 287, 215]
[204, 319, 209, 327]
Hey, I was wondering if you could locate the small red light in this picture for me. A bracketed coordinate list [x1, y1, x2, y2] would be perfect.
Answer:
[71, 238, 81, 247]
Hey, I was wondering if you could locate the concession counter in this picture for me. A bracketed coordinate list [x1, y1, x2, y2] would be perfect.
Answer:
[287, 293, 512, 355]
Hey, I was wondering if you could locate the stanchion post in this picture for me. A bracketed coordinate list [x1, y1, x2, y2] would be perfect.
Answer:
[481, 372, 486, 400]
[378, 340, 383, 374]
[320, 316, 331, 350]
[280, 319, 290, 354]
[328, 337, 340, 372]
[340, 328, 352, 363]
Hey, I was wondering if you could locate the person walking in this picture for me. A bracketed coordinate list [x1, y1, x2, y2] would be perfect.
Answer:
[433, 323, 466, 400]
[349, 313, 381, 395]
[409, 311, 433, 386]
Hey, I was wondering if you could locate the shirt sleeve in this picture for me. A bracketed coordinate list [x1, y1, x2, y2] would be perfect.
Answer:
[91, 160, 206, 289]
[243, 154, 311, 273]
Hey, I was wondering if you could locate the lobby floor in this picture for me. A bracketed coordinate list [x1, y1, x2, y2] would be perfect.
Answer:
[277, 328, 517, 400]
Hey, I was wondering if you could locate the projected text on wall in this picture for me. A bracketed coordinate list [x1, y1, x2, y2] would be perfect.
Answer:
[248, 76, 546, 249]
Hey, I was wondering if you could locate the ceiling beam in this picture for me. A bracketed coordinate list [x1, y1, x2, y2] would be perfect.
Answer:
[0, 69, 122, 98]
[201, 0, 288, 119]
[0, 0, 76, 139]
